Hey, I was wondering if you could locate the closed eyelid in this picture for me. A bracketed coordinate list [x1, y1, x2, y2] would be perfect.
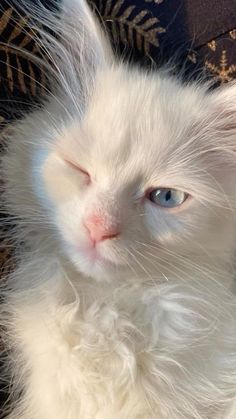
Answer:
[62, 157, 90, 177]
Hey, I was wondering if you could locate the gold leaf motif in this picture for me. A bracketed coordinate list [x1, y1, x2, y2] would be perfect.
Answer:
[16, 55, 27, 94]
[5, 48, 14, 92]
[0, 6, 47, 96]
[19, 30, 35, 49]
[207, 40, 216, 51]
[0, 8, 13, 34]
[28, 62, 37, 96]
[229, 29, 236, 40]
[100, 0, 165, 54]
[8, 15, 28, 42]
[205, 50, 236, 83]
[120, 6, 136, 22]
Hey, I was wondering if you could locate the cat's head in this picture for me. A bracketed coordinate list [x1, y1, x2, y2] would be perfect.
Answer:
[27, 0, 236, 281]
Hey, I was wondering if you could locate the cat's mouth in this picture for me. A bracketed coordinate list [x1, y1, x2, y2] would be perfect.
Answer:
[76, 243, 120, 268]
[64, 239, 127, 279]
[79, 246, 106, 263]
[68, 244, 125, 280]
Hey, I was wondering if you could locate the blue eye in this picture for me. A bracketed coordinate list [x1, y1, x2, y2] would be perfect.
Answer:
[148, 188, 188, 208]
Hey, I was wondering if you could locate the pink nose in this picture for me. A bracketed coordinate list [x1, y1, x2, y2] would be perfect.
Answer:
[84, 214, 120, 244]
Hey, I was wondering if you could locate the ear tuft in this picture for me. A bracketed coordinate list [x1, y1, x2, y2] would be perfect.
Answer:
[19, 0, 115, 116]
[52, 0, 114, 111]
[208, 82, 236, 133]
[61, 0, 114, 70]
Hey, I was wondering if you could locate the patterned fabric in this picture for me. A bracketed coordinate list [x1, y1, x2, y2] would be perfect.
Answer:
[91, 0, 236, 83]
[0, 0, 236, 410]
[0, 1, 236, 299]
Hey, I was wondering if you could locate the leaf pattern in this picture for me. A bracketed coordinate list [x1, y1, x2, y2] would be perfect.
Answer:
[205, 49, 236, 84]
[0, 6, 47, 103]
[0, 7, 13, 33]
[93, 0, 165, 55]
[186, 28, 236, 85]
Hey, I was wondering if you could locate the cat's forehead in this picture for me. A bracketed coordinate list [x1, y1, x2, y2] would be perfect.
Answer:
[58, 68, 208, 184]
[80, 68, 206, 164]
[84, 68, 205, 148]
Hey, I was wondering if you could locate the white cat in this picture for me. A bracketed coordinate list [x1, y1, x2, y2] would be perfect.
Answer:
[1, 0, 236, 418]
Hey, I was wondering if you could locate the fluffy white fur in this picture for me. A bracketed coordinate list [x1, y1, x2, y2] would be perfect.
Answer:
[1, 0, 236, 418]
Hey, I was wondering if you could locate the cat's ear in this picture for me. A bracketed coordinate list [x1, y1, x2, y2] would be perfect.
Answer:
[31, 0, 115, 114]
[56, 0, 114, 99]
[207, 83, 236, 135]
[60, 0, 113, 68]
[200, 82, 236, 177]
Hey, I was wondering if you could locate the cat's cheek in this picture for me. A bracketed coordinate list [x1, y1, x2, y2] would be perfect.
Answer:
[47, 197, 88, 255]
[144, 204, 189, 246]
[41, 152, 88, 205]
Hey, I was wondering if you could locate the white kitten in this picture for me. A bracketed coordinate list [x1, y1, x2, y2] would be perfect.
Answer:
[1, 0, 236, 418]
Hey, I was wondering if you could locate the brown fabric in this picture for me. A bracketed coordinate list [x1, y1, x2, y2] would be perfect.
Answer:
[91, 0, 236, 80]
[185, 0, 236, 47]
[188, 30, 236, 83]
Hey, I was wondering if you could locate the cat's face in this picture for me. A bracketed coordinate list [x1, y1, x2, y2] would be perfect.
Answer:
[39, 69, 236, 281]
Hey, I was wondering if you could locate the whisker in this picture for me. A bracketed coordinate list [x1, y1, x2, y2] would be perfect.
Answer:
[126, 247, 153, 279]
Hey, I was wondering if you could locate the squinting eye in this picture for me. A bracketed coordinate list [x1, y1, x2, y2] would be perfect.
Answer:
[64, 159, 90, 179]
[148, 188, 189, 208]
